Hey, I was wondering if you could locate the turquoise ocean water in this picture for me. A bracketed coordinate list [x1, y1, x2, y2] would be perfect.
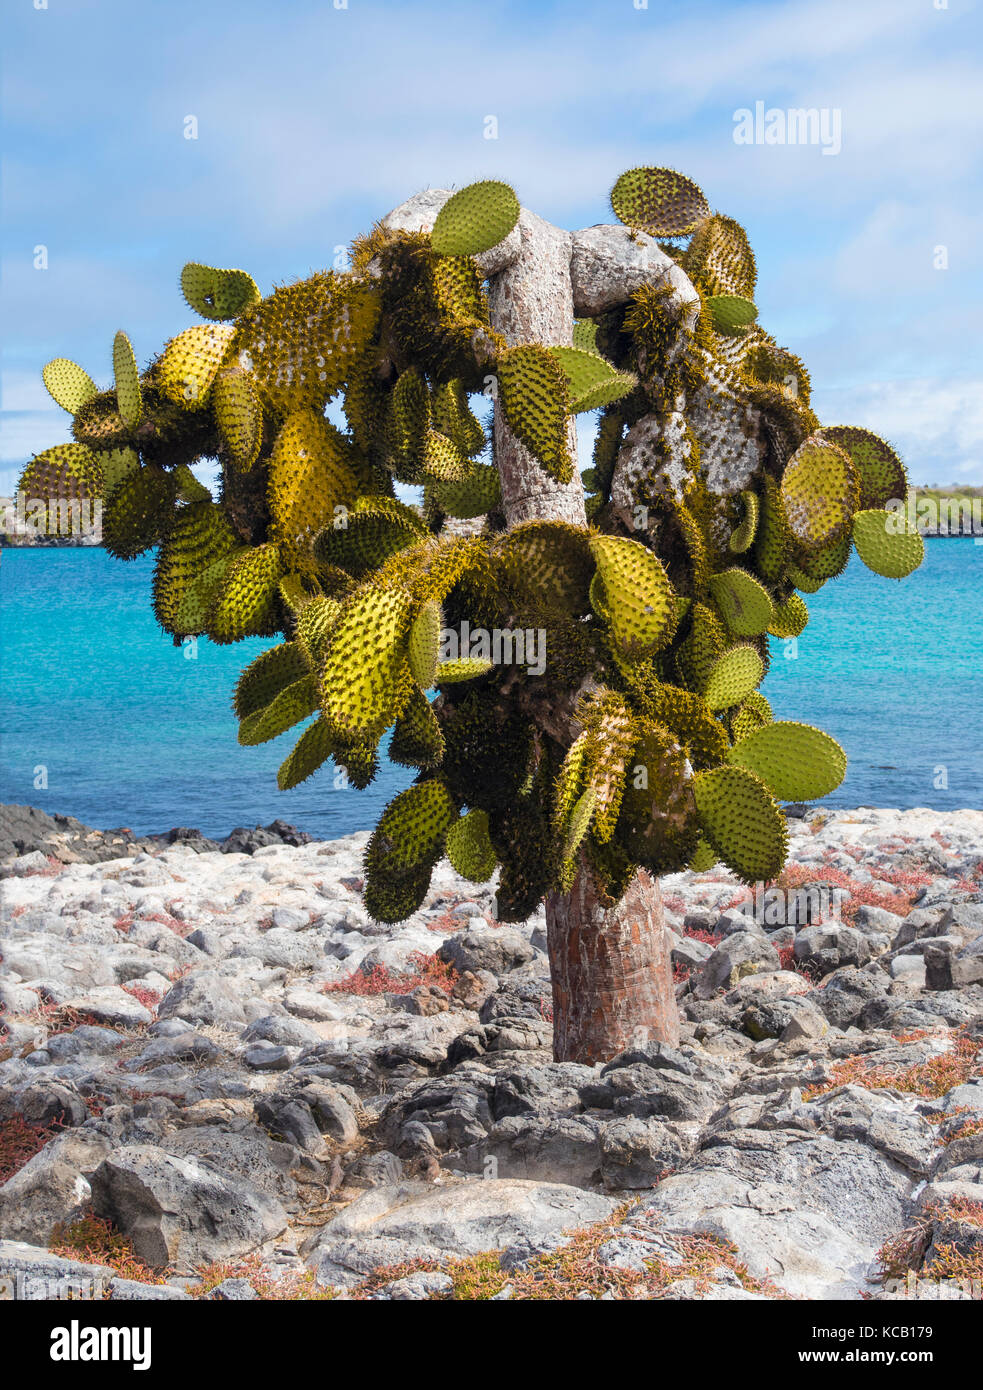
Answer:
[1, 542, 980, 839]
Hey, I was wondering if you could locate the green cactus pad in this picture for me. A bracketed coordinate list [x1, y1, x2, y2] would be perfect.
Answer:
[408, 600, 442, 688]
[589, 535, 675, 656]
[767, 591, 809, 639]
[852, 508, 925, 579]
[159, 324, 235, 409]
[112, 331, 142, 427]
[277, 717, 335, 790]
[431, 463, 501, 518]
[320, 585, 414, 740]
[18, 443, 103, 521]
[610, 167, 710, 236]
[296, 596, 342, 670]
[781, 436, 859, 553]
[797, 531, 852, 582]
[234, 641, 310, 720]
[431, 379, 486, 457]
[707, 295, 758, 337]
[753, 476, 791, 582]
[501, 520, 593, 615]
[435, 657, 493, 684]
[152, 499, 239, 635]
[615, 725, 700, 875]
[366, 779, 456, 878]
[423, 429, 471, 481]
[97, 446, 140, 498]
[389, 685, 445, 768]
[431, 181, 520, 257]
[703, 645, 765, 712]
[316, 495, 427, 574]
[174, 555, 237, 635]
[730, 690, 773, 744]
[269, 410, 359, 553]
[684, 215, 757, 298]
[687, 837, 718, 873]
[646, 683, 730, 769]
[729, 491, 759, 553]
[389, 367, 431, 479]
[496, 344, 571, 482]
[675, 602, 727, 692]
[572, 319, 600, 353]
[102, 465, 177, 559]
[728, 720, 846, 801]
[548, 346, 637, 414]
[693, 764, 789, 884]
[42, 358, 98, 414]
[238, 674, 319, 746]
[209, 543, 284, 643]
[821, 426, 908, 510]
[180, 263, 261, 321]
[786, 564, 826, 594]
[213, 367, 262, 470]
[708, 568, 775, 637]
[446, 808, 497, 882]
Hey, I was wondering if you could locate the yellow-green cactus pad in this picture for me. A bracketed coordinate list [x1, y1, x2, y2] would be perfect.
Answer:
[390, 367, 431, 478]
[432, 463, 501, 519]
[423, 429, 471, 481]
[296, 596, 342, 670]
[610, 167, 710, 236]
[366, 779, 456, 877]
[234, 272, 380, 414]
[42, 358, 98, 414]
[18, 443, 103, 517]
[730, 690, 773, 744]
[797, 532, 852, 583]
[684, 214, 757, 298]
[786, 564, 826, 594]
[446, 808, 497, 882]
[316, 495, 427, 574]
[152, 499, 239, 634]
[97, 446, 139, 498]
[234, 641, 310, 720]
[548, 346, 637, 414]
[729, 490, 759, 553]
[435, 657, 494, 684]
[852, 508, 924, 579]
[174, 554, 237, 635]
[703, 644, 765, 712]
[753, 475, 791, 582]
[767, 591, 809, 638]
[431, 181, 520, 257]
[781, 436, 860, 553]
[687, 837, 718, 873]
[589, 535, 675, 656]
[208, 542, 284, 643]
[675, 602, 727, 692]
[501, 520, 593, 615]
[616, 726, 700, 875]
[112, 331, 142, 427]
[238, 674, 319, 746]
[646, 683, 730, 769]
[728, 720, 846, 801]
[213, 367, 262, 470]
[820, 426, 907, 510]
[277, 717, 335, 790]
[408, 600, 442, 689]
[320, 585, 414, 740]
[707, 295, 758, 337]
[159, 324, 235, 409]
[364, 862, 435, 923]
[709, 568, 774, 636]
[496, 344, 571, 482]
[572, 319, 600, 353]
[563, 787, 597, 860]
[102, 464, 176, 559]
[180, 263, 261, 321]
[389, 685, 444, 768]
[269, 410, 358, 552]
[431, 379, 486, 457]
[693, 764, 789, 884]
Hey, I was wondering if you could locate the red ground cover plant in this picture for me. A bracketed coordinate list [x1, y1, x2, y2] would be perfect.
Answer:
[0, 1113, 62, 1184]
[804, 1031, 982, 1101]
[323, 951, 458, 997]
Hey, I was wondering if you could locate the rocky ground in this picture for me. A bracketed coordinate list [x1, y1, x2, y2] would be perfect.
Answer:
[1, 800, 982, 1301]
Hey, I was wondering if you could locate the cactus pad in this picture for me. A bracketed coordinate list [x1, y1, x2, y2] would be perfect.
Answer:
[159, 324, 235, 409]
[112, 331, 142, 427]
[590, 535, 675, 656]
[821, 426, 907, 509]
[703, 645, 765, 712]
[610, 167, 710, 236]
[180, 263, 261, 321]
[496, 344, 571, 481]
[431, 181, 520, 256]
[446, 808, 497, 882]
[852, 508, 924, 579]
[728, 720, 846, 801]
[277, 717, 335, 790]
[707, 295, 758, 337]
[709, 568, 774, 637]
[693, 764, 789, 884]
[781, 436, 860, 553]
[320, 585, 414, 740]
[42, 358, 98, 414]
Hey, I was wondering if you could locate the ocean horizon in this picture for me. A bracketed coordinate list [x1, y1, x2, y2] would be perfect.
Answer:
[1, 540, 981, 841]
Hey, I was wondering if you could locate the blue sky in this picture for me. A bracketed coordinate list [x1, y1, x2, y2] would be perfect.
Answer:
[2, 0, 981, 495]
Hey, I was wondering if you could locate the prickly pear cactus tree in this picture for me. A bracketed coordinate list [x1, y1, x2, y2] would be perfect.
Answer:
[26, 169, 923, 1063]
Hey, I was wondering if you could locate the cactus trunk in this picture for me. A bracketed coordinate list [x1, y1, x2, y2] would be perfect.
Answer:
[486, 210, 679, 1063]
[546, 866, 679, 1063]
